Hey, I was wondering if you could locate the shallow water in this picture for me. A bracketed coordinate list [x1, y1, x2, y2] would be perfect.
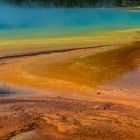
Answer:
[27, 42, 140, 90]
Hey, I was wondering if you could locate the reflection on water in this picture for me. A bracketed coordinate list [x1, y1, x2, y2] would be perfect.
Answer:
[29, 42, 140, 88]
[0, 85, 16, 96]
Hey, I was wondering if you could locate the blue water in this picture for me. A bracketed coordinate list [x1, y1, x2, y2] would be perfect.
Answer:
[0, 5, 140, 38]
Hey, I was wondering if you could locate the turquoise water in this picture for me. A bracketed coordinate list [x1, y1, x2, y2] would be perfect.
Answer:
[0, 6, 140, 38]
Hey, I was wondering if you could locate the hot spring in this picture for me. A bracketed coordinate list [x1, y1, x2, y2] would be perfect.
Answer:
[0, 6, 140, 39]
[0, 5, 140, 95]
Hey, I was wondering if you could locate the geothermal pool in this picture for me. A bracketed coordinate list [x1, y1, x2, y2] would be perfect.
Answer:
[0, 6, 140, 140]
[0, 7, 140, 39]
[0, 7, 140, 96]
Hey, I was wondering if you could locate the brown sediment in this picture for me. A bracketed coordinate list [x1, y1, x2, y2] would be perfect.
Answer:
[0, 43, 116, 93]
[0, 42, 139, 105]
[0, 42, 139, 98]
[0, 97, 139, 140]
[0, 41, 140, 140]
